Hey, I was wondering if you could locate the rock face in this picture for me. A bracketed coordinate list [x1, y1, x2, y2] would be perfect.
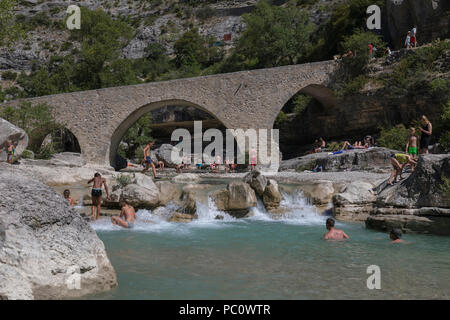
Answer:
[377, 154, 450, 208]
[211, 182, 257, 218]
[155, 181, 180, 206]
[173, 173, 201, 183]
[297, 180, 335, 205]
[0, 118, 29, 162]
[0, 171, 117, 300]
[280, 148, 393, 172]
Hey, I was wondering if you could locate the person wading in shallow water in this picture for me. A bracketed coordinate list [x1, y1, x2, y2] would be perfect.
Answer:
[323, 218, 349, 240]
[88, 173, 110, 221]
[111, 199, 136, 229]
[142, 141, 157, 178]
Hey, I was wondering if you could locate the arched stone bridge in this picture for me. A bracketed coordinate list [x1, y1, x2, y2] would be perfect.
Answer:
[1, 61, 337, 167]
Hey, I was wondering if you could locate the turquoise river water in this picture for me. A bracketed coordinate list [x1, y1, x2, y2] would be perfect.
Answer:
[86, 189, 450, 300]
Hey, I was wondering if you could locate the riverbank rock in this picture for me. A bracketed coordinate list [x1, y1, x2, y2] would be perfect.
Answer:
[279, 148, 393, 172]
[168, 212, 198, 223]
[173, 173, 200, 183]
[49, 152, 87, 167]
[0, 118, 29, 162]
[105, 173, 160, 209]
[262, 179, 282, 211]
[243, 170, 267, 197]
[211, 182, 257, 218]
[333, 181, 376, 221]
[155, 181, 180, 205]
[377, 154, 450, 208]
[0, 171, 117, 300]
[364, 154, 450, 235]
[297, 180, 335, 205]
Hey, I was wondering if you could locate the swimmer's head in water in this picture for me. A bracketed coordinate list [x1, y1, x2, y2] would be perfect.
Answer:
[63, 189, 70, 197]
[94, 172, 101, 177]
[390, 228, 402, 240]
[326, 218, 335, 230]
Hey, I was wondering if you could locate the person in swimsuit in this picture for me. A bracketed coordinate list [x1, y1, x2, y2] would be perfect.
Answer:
[1, 140, 16, 164]
[387, 153, 417, 185]
[405, 31, 411, 49]
[323, 218, 349, 240]
[63, 189, 75, 206]
[88, 173, 110, 221]
[249, 149, 257, 170]
[411, 25, 417, 48]
[390, 228, 405, 243]
[405, 127, 418, 171]
[142, 141, 157, 178]
[157, 160, 165, 171]
[419, 115, 432, 154]
[111, 199, 136, 229]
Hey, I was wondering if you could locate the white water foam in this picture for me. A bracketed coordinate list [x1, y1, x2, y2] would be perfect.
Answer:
[90, 189, 326, 232]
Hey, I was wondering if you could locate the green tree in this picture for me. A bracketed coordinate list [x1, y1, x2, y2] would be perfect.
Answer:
[118, 114, 154, 160]
[0, 0, 24, 46]
[230, 0, 316, 69]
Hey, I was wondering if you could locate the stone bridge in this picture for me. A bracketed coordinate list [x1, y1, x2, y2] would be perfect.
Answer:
[1, 61, 337, 167]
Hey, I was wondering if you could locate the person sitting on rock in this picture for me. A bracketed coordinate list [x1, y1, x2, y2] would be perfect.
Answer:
[313, 137, 326, 153]
[390, 228, 405, 243]
[387, 153, 417, 186]
[88, 172, 110, 221]
[142, 141, 157, 178]
[63, 189, 75, 207]
[176, 161, 185, 173]
[323, 218, 349, 240]
[111, 199, 136, 229]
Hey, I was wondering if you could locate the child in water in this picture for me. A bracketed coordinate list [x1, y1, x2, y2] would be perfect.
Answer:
[63, 189, 75, 206]
[390, 228, 405, 243]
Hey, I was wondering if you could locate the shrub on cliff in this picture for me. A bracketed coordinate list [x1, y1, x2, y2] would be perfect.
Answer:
[377, 124, 410, 151]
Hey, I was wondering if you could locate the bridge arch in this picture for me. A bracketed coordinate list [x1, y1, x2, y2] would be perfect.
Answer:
[28, 125, 81, 155]
[109, 99, 231, 168]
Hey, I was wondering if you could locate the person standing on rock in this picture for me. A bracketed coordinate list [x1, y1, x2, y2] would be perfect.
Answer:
[142, 141, 157, 178]
[419, 115, 432, 154]
[323, 218, 349, 240]
[0, 140, 16, 164]
[406, 127, 418, 169]
[88, 173, 110, 220]
[411, 25, 418, 48]
[111, 199, 136, 229]
[405, 31, 411, 49]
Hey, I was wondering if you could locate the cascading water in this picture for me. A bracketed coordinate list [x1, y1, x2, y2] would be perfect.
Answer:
[89, 186, 325, 232]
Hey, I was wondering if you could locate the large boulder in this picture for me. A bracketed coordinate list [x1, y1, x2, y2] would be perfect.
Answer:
[297, 180, 335, 205]
[262, 179, 282, 210]
[0, 118, 29, 162]
[377, 154, 450, 208]
[154, 144, 183, 168]
[279, 148, 393, 172]
[0, 171, 117, 300]
[105, 173, 160, 209]
[333, 181, 376, 221]
[211, 182, 257, 218]
[243, 170, 267, 197]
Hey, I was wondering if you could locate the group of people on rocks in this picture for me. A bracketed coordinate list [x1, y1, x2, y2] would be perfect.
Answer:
[387, 115, 432, 185]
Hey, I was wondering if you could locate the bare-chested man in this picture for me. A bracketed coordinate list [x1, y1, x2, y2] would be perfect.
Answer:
[323, 218, 349, 240]
[142, 141, 157, 178]
[88, 173, 110, 220]
[406, 127, 418, 160]
[111, 200, 136, 229]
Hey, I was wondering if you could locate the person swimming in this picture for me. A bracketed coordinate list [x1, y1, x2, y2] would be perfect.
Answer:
[323, 218, 349, 240]
[390, 228, 405, 243]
